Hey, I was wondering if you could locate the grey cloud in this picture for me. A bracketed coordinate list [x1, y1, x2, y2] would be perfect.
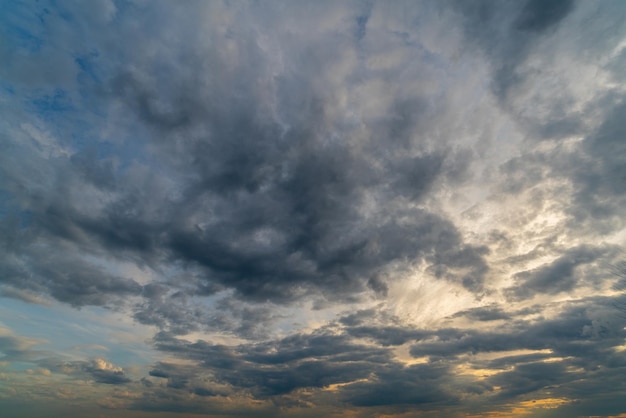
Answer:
[83, 359, 131, 385]
[147, 361, 231, 397]
[134, 287, 284, 338]
[409, 298, 626, 360]
[0, 17, 491, 315]
[611, 260, 626, 293]
[506, 245, 610, 300]
[453, 0, 576, 99]
[151, 330, 394, 399]
[483, 348, 626, 414]
[340, 363, 453, 407]
[0, 330, 130, 392]
[0, 1, 502, 335]
[488, 360, 568, 398]
[0, 332, 49, 363]
[36, 261, 142, 307]
[149, 368, 169, 379]
[109, 72, 199, 133]
[345, 325, 430, 347]
[192, 387, 220, 397]
[3, 1, 626, 415]
[474, 352, 554, 370]
[243, 333, 391, 365]
[69, 148, 118, 190]
[409, 329, 521, 358]
[515, 0, 575, 33]
[0, 219, 142, 308]
[212, 298, 286, 340]
[338, 308, 380, 327]
[451, 0, 588, 143]
[134, 284, 206, 336]
[497, 152, 550, 195]
[0, 287, 50, 305]
[401, 299, 626, 411]
[25, 355, 133, 386]
[568, 99, 626, 228]
[492, 94, 626, 239]
[147, 327, 481, 408]
[451, 305, 511, 321]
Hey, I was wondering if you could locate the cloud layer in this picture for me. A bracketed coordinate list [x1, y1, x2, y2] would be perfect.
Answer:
[1, 0, 626, 417]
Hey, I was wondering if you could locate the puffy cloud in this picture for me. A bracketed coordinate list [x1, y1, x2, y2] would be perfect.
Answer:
[83, 358, 131, 385]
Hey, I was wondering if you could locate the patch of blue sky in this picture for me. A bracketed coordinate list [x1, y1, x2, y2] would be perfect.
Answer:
[2, 25, 45, 53]
[0, 297, 157, 368]
[1, 361, 37, 374]
[29, 88, 74, 115]
[18, 210, 33, 228]
[20, 85, 147, 179]
[0, 0, 49, 53]
[74, 50, 101, 83]
[0, 190, 15, 218]
[0, 201, 33, 229]
[356, 14, 370, 42]
[18, 96, 152, 192]
[1, 82, 16, 96]
[23, 88, 83, 145]
[48, 0, 75, 23]
[73, 52, 109, 121]
[3, 0, 172, 209]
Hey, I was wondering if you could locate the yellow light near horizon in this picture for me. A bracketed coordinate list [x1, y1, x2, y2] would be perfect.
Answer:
[465, 397, 572, 418]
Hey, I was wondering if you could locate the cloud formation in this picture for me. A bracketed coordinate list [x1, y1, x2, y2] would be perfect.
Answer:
[1, 0, 626, 417]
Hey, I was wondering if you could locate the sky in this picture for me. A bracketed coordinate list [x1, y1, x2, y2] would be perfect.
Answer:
[1, 0, 626, 417]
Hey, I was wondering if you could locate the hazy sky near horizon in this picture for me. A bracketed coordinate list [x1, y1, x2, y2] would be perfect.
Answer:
[2, 0, 626, 417]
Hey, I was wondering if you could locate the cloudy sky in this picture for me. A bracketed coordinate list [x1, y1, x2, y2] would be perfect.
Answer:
[1, 0, 626, 416]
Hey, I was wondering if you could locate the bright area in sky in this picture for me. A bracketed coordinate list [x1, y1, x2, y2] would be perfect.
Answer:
[1, 0, 626, 417]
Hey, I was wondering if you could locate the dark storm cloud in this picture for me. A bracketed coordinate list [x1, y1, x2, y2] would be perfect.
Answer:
[139, 295, 626, 409]
[0, 214, 142, 307]
[515, 0, 575, 33]
[0, 0, 491, 315]
[164, 202, 488, 303]
[481, 342, 626, 413]
[143, 328, 488, 409]
[150, 330, 395, 399]
[488, 360, 568, 398]
[113, 59, 488, 300]
[0, 210, 142, 308]
[403, 297, 626, 382]
[330, 295, 626, 406]
[340, 363, 454, 407]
